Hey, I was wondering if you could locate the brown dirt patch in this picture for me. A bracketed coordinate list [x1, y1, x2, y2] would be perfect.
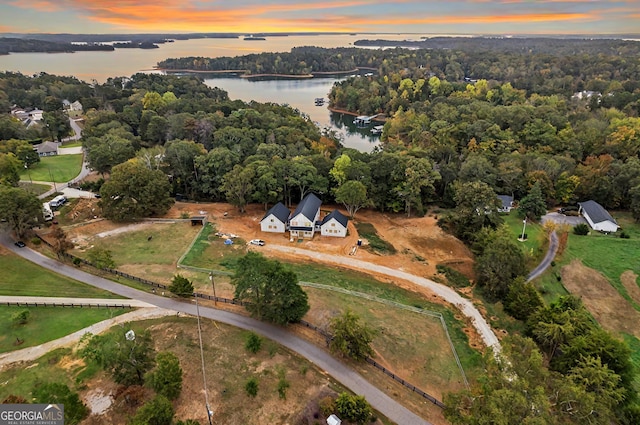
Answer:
[561, 260, 640, 338]
[621, 270, 640, 306]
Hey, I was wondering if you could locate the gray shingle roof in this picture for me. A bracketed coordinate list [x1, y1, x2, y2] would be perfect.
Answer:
[578, 200, 617, 225]
[292, 193, 321, 222]
[261, 202, 290, 223]
[321, 209, 349, 227]
[497, 195, 514, 209]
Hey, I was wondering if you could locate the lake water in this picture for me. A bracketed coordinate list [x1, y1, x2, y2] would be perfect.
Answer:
[0, 34, 420, 151]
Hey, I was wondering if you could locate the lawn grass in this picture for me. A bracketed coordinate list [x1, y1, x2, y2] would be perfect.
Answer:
[59, 142, 82, 148]
[622, 333, 640, 392]
[72, 222, 201, 267]
[20, 154, 83, 182]
[0, 250, 119, 298]
[17, 181, 51, 196]
[502, 213, 547, 267]
[0, 306, 129, 353]
[179, 222, 249, 271]
[354, 222, 396, 254]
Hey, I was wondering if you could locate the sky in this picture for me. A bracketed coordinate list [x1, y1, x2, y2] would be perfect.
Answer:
[0, 0, 638, 35]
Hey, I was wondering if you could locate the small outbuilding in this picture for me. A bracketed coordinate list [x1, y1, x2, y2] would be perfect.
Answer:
[260, 202, 290, 233]
[320, 209, 349, 237]
[578, 200, 619, 233]
[326, 414, 341, 425]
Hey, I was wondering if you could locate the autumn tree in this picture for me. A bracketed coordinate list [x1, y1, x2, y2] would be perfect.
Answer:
[0, 186, 41, 238]
[50, 225, 74, 258]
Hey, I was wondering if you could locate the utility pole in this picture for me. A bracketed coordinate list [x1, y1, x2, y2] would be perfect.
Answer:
[209, 272, 216, 306]
[521, 217, 527, 241]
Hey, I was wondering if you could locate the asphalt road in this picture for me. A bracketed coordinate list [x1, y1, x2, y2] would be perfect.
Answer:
[0, 234, 432, 425]
[527, 230, 559, 282]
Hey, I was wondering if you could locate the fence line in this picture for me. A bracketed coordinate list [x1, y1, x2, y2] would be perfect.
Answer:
[2, 301, 133, 309]
[36, 234, 446, 407]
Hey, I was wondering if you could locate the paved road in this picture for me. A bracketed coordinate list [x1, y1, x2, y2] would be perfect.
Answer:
[0, 235, 432, 425]
[527, 230, 559, 282]
[0, 307, 174, 371]
[266, 245, 502, 352]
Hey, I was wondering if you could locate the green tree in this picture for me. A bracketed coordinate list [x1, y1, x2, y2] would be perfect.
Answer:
[329, 310, 376, 361]
[0, 186, 41, 238]
[80, 329, 156, 386]
[475, 226, 527, 301]
[32, 382, 89, 425]
[518, 182, 547, 220]
[0, 152, 22, 186]
[334, 180, 372, 218]
[221, 164, 255, 213]
[245, 332, 262, 354]
[169, 275, 194, 298]
[393, 156, 440, 217]
[232, 252, 309, 325]
[11, 309, 30, 325]
[130, 395, 174, 425]
[86, 247, 115, 270]
[505, 277, 543, 321]
[335, 392, 373, 425]
[85, 134, 136, 176]
[99, 159, 174, 221]
[245, 377, 258, 398]
[449, 180, 503, 242]
[146, 351, 183, 400]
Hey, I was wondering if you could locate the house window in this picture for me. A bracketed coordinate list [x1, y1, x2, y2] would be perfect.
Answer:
[270, 218, 274, 222]
[331, 223, 335, 227]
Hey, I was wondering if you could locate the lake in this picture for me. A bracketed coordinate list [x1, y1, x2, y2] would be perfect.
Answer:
[0, 34, 419, 151]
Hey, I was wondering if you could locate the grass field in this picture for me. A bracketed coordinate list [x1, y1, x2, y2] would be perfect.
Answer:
[0, 306, 128, 353]
[179, 222, 249, 271]
[17, 181, 51, 195]
[20, 154, 83, 183]
[354, 222, 397, 254]
[0, 317, 396, 425]
[502, 213, 547, 266]
[0, 249, 119, 298]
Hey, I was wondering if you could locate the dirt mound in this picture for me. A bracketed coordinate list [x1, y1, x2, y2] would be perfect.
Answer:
[561, 260, 640, 338]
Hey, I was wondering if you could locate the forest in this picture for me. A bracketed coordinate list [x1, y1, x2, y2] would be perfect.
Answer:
[1, 37, 640, 423]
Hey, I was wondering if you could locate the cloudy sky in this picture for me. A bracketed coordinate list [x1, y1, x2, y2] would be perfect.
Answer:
[0, 0, 637, 35]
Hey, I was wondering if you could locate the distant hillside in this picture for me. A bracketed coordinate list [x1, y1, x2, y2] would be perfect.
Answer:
[0, 37, 114, 55]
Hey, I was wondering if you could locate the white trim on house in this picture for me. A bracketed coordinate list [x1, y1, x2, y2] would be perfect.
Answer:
[578, 200, 619, 233]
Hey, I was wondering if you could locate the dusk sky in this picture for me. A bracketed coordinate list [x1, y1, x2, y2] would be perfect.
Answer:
[0, 0, 638, 35]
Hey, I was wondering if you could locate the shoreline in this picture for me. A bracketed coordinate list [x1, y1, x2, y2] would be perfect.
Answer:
[153, 67, 374, 79]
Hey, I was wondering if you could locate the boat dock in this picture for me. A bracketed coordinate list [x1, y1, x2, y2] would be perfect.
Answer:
[353, 115, 378, 126]
[371, 125, 384, 135]
[314, 97, 325, 106]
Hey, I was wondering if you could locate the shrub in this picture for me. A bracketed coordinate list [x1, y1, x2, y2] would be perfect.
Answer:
[32, 383, 89, 425]
[277, 377, 290, 399]
[319, 396, 336, 416]
[130, 395, 173, 425]
[12, 309, 30, 325]
[30, 237, 41, 245]
[180, 212, 190, 219]
[620, 231, 630, 239]
[245, 377, 258, 398]
[72, 257, 82, 266]
[573, 223, 589, 235]
[169, 275, 194, 297]
[245, 332, 262, 354]
[436, 264, 471, 287]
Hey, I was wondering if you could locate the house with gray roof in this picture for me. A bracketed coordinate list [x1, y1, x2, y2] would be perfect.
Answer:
[35, 141, 58, 157]
[260, 202, 290, 233]
[289, 193, 322, 239]
[578, 200, 618, 233]
[320, 209, 349, 237]
[497, 195, 514, 213]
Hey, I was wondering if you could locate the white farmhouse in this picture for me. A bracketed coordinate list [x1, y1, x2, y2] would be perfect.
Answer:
[289, 193, 321, 239]
[320, 210, 349, 237]
[260, 202, 290, 233]
[578, 200, 619, 233]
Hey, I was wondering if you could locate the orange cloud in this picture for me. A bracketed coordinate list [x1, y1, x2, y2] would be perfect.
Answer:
[9, 0, 61, 12]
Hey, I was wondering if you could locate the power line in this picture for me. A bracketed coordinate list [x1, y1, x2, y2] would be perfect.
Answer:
[195, 294, 214, 425]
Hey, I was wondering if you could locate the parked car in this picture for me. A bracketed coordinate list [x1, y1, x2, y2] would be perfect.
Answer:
[14, 241, 26, 248]
[249, 239, 265, 246]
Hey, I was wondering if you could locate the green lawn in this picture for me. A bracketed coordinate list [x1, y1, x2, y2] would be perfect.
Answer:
[0, 306, 129, 353]
[72, 222, 202, 267]
[17, 181, 52, 196]
[0, 251, 119, 298]
[59, 142, 82, 148]
[179, 222, 249, 271]
[20, 154, 83, 183]
[502, 213, 547, 266]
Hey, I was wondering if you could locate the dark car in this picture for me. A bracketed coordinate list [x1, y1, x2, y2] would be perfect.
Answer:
[14, 241, 26, 248]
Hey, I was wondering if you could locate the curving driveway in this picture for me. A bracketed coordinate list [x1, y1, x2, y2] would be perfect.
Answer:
[0, 234, 431, 425]
[266, 245, 501, 352]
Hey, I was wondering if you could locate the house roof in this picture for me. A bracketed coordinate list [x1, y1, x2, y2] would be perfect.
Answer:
[292, 193, 322, 222]
[578, 200, 617, 225]
[261, 202, 290, 223]
[321, 209, 349, 227]
[497, 195, 514, 209]
[35, 141, 58, 154]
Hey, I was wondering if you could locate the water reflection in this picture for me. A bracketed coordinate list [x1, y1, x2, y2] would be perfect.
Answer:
[329, 111, 383, 146]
